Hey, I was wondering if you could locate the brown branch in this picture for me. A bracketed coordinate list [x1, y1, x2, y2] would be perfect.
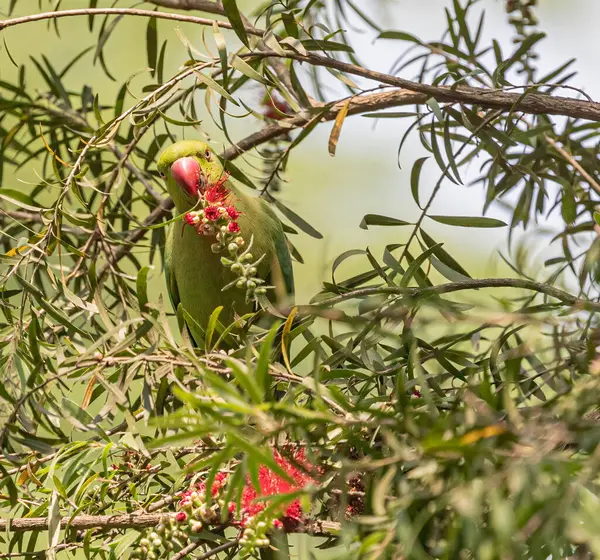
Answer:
[0, 8, 262, 35]
[269, 51, 600, 122]
[0, 513, 341, 537]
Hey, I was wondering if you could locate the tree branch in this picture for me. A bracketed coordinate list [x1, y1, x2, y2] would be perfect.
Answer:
[3, 11, 599, 121]
[0, 513, 341, 537]
[273, 51, 600, 122]
[309, 277, 600, 312]
[221, 88, 426, 160]
[0, 8, 262, 35]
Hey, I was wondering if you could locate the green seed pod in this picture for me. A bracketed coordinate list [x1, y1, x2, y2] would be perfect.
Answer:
[236, 279, 247, 288]
[247, 266, 257, 277]
[156, 524, 165, 535]
[242, 253, 253, 262]
[211, 243, 221, 253]
[152, 539, 162, 548]
[230, 263, 243, 273]
[247, 280, 257, 290]
[255, 287, 267, 296]
[140, 538, 150, 548]
[228, 243, 239, 254]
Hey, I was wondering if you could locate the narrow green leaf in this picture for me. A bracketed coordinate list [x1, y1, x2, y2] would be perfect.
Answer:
[146, 16, 158, 76]
[360, 214, 412, 229]
[268, 194, 323, 239]
[400, 244, 441, 288]
[193, 70, 239, 105]
[205, 306, 224, 352]
[222, 0, 249, 47]
[301, 39, 354, 52]
[429, 215, 507, 228]
[410, 157, 428, 209]
[136, 266, 150, 312]
[378, 30, 423, 44]
[255, 322, 280, 399]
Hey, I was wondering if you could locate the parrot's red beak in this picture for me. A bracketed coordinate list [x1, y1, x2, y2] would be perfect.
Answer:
[171, 157, 202, 197]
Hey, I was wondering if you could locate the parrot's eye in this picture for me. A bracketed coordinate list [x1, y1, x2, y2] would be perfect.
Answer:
[204, 149, 211, 161]
[159, 172, 165, 179]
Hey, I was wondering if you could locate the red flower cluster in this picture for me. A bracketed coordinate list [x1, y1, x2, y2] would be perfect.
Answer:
[239, 449, 316, 524]
[204, 206, 220, 221]
[226, 206, 240, 220]
[177, 448, 317, 528]
[183, 172, 242, 239]
[204, 173, 231, 204]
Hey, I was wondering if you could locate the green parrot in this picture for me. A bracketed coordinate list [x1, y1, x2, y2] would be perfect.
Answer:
[157, 140, 294, 344]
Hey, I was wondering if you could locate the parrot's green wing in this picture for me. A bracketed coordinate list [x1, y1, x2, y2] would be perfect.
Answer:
[164, 226, 180, 312]
[260, 199, 295, 301]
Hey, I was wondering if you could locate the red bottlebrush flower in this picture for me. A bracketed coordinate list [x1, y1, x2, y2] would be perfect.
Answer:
[226, 206, 240, 220]
[204, 173, 231, 203]
[284, 501, 303, 522]
[412, 389, 422, 398]
[239, 448, 317, 523]
[273, 519, 284, 529]
[197, 471, 229, 497]
[228, 222, 240, 233]
[204, 206, 220, 222]
[184, 213, 196, 226]
[175, 511, 187, 522]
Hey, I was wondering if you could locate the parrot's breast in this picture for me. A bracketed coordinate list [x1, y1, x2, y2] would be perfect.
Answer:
[172, 225, 252, 330]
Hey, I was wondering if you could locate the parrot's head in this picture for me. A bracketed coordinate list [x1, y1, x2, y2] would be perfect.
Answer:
[157, 140, 225, 212]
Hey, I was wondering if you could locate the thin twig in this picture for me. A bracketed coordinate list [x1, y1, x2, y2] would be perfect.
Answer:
[172, 540, 205, 560]
[0, 8, 262, 35]
[544, 135, 600, 196]
[196, 540, 239, 560]
[306, 278, 600, 312]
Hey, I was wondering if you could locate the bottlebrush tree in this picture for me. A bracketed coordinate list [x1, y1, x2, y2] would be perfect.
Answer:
[3, 0, 600, 559]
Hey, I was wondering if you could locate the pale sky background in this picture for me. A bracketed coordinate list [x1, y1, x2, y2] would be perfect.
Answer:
[0, 0, 595, 302]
